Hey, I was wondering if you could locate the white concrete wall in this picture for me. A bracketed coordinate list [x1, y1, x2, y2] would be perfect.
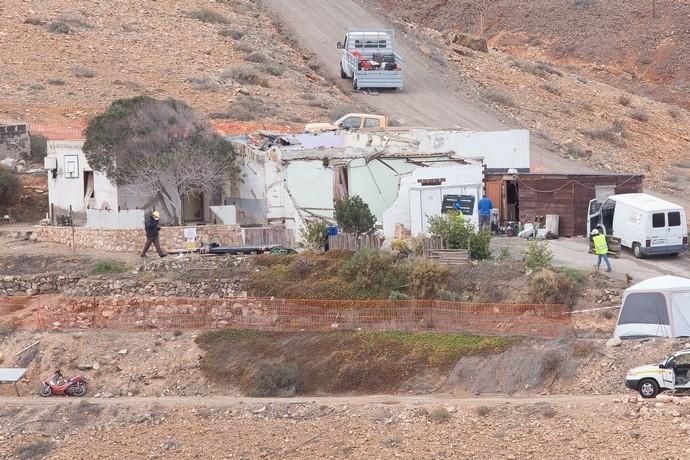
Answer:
[225, 151, 268, 224]
[285, 160, 334, 219]
[343, 129, 530, 171]
[85, 209, 145, 229]
[46, 140, 118, 219]
[382, 164, 484, 239]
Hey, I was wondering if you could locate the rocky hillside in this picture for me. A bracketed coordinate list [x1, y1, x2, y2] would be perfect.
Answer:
[359, 0, 690, 201]
[377, 0, 690, 109]
[0, 0, 351, 130]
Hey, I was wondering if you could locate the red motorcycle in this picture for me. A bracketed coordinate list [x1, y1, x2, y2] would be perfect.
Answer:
[40, 370, 88, 397]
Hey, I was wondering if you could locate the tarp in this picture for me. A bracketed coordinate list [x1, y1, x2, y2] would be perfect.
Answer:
[615, 276, 690, 338]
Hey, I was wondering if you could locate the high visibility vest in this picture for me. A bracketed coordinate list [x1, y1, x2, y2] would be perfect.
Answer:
[593, 234, 608, 255]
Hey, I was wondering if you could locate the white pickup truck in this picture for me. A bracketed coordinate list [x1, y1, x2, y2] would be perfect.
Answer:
[626, 349, 690, 398]
[337, 29, 404, 90]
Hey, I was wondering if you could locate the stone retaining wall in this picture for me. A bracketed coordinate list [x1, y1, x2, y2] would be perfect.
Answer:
[1, 273, 84, 296]
[32, 224, 243, 253]
[1, 274, 242, 298]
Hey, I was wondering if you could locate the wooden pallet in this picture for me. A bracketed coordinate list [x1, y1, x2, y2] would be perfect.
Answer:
[428, 249, 470, 266]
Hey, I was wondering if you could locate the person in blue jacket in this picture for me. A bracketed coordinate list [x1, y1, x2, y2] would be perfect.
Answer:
[478, 194, 493, 232]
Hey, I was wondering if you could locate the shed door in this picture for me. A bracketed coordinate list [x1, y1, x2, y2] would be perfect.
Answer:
[420, 188, 441, 234]
[485, 180, 502, 221]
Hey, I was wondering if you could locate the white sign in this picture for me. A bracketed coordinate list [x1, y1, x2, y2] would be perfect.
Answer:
[183, 227, 197, 240]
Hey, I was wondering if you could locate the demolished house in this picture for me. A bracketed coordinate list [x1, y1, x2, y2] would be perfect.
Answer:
[226, 128, 530, 241]
[0, 123, 30, 161]
[44, 141, 225, 228]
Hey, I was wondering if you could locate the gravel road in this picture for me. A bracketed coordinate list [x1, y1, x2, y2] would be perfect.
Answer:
[261, 0, 593, 175]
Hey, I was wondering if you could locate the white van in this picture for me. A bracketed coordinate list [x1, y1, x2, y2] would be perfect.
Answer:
[587, 193, 688, 258]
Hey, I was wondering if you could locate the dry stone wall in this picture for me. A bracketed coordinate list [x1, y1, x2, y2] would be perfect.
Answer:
[1, 274, 242, 298]
[1, 273, 83, 296]
[32, 224, 243, 253]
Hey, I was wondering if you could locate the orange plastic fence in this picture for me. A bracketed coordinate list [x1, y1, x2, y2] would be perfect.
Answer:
[32, 296, 573, 338]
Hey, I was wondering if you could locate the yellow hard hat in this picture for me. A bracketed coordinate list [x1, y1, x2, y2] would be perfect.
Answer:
[152, 211, 160, 218]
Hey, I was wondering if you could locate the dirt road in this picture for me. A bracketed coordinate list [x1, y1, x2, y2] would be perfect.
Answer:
[492, 237, 690, 282]
[0, 393, 619, 408]
[262, 0, 592, 175]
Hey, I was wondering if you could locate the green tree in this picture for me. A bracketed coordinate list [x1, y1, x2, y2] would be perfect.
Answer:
[83, 96, 238, 224]
[0, 167, 21, 211]
[427, 211, 491, 260]
[334, 195, 376, 234]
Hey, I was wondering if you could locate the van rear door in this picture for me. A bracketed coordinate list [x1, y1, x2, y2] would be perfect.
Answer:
[666, 211, 685, 248]
[650, 212, 667, 248]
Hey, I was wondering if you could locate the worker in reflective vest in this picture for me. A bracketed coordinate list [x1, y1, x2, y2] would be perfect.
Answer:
[590, 229, 612, 272]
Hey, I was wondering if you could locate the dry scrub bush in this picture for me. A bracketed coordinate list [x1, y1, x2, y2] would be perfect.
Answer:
[428, 406, 452, 423]
[221, 66, 269, 87]
[15, 440, 54, 460]
[235, 42, 253, 53]
[485, 89, 515, 107]
[24, 16, 44, 26]
[630, 109, 649, 122]
[186, 77, 219, 91]
[249, 361, 301, 396]
[245, 52, 269, 64]
[618, 95, 632, 107]
[408, 258, 449, 299]
[511, 60, 562, 78]
[48, 21, 72, 34]
[339, 250, 407, 298]
[542, 83, 561, 96]
[189, 8, 230, 24]
[476, 405, 492, 416]
[218, 28, 244, 39]
[528, 268, 582, 309]
[582, 120, 625, 146]
[73, 65, 96, 78]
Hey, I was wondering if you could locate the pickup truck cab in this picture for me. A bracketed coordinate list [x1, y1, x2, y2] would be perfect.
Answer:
[304, 113, 388, 133]
[626, 349, 690, 398]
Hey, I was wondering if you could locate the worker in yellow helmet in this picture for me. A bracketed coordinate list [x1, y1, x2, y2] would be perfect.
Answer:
[590, 229, 612, 272]
[141, 210, 167, 258]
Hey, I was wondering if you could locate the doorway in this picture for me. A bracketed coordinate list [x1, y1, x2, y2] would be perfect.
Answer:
[505, 180, 519, 222]
[183, 193, 204, 223]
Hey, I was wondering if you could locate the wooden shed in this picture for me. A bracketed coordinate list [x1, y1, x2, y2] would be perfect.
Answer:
[484, 173, 644, 237]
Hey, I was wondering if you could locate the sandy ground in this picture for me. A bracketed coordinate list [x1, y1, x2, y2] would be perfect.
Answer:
[491, 236, 690, 283]
[2, 394, 690, 459]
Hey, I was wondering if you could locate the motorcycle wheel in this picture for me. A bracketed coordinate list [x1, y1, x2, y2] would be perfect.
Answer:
[39, 384, 52, 397]
[68, 381, 87, 397]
